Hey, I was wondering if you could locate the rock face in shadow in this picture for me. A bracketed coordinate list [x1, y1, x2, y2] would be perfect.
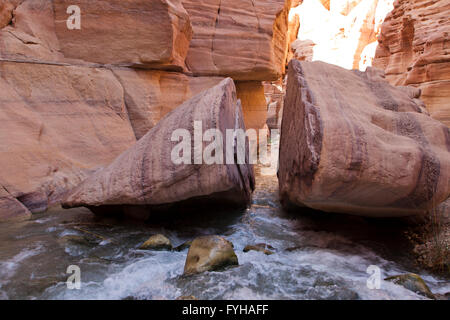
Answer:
[62, 79, 255, 216]
[0, 187, 31, 223]
[373, 0, 450, 127]
[279, 60, 450, 217]
[53, 0, 192, 70]
[182, 0, 292, 81]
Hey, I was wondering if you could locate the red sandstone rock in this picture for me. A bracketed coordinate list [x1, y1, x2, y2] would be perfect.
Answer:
[62, 79, 255, 215]
[279, 60, 450, 217]
[373, 0, 450, 127]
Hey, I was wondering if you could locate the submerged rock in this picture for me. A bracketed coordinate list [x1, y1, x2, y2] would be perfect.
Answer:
[139, 234, 172, 251]
[176, 295, 198, 300]
[62, 79, 255, 218]
[174, 240, 193, 252]
[373, 0, 450, 126]
[53, 0, 192, 70]
[243, 243, 275, 255]
[183, 236, 238, 275]
[279, 60, 450, 217]
[385, 273, 435, 299]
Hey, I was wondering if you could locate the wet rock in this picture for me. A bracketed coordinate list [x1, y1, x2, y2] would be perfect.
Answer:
[182, 0, 291, 81]
[57, 235, 97, 247]
[435, 292, 450, 301]
[62, 79, 255, 218]
[385, 273, 435, 299]
[373, 0, 450, 126]
[174, 240, 193, 252]
[279, 60, 450, 217]
[53, 0, 192, 70]
[183, 236, 238, 275]
[0, 188, 32, 223]
[139, 234, 172, 251]
[176, 295, 198, 300]
[243, 243, 275, 255]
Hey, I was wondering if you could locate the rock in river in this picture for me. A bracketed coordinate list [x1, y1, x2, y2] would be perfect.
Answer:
[385, 273, 435, 299]
[278, 60, 450, 217]
[184, 236, 239, 275]
[139, 234, 172, 251]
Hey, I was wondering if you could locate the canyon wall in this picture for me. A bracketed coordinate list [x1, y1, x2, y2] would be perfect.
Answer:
[290, 0, 394, 71]
[0, 0, 291, 221]
[373, 0, 450, 127]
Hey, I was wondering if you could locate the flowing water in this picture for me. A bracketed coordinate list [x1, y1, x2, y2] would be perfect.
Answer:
[0, 168, 449, 300]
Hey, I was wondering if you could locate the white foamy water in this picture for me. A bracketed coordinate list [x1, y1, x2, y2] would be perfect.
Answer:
[0, 170, 448, 300]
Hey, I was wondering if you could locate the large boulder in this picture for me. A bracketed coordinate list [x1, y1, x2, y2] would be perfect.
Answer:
[184, 235, 238, 275]
[62, 79, 255, 215]
[52, 0, 192, 70]
[373, 0, 450, 127]
[182, 0, 291, 80]
[0, 61, 136, 219]
[279, 60, 450, 217]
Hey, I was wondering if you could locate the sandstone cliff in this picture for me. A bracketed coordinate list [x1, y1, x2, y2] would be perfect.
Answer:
[279, 60, 450, 217]
[373, 0, 450, 127]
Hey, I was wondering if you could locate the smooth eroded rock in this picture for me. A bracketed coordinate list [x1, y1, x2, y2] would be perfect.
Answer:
[279, 60, 450, 217]
[62, 78, 255, 216]
[183, 0, 291, 80]
[184, 235, 238, 275]
[139, 234, 172, 251]
[243, 243, 275, 255]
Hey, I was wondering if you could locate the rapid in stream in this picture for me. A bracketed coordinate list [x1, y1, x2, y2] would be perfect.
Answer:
[0, 167, 449, 300]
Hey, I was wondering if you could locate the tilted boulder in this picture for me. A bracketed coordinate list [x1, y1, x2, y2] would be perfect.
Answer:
[182, 0, 291, 81]
[279, 60, 450, 217]
[62, 79, 255, 215]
